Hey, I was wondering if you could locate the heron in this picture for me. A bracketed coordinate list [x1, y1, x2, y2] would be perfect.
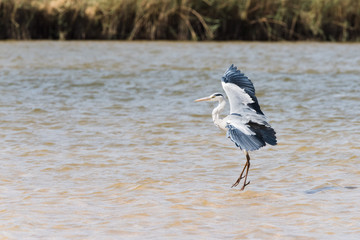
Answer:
[195, 64, 277, 190]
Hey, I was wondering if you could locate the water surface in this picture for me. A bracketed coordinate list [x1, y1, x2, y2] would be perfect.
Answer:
[0, 41, 359, 239]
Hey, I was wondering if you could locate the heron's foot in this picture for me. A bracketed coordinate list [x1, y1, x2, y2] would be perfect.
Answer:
[231, 181, 239, 188]
[240, 181, 250, 191]
[231, 176, 245, 188]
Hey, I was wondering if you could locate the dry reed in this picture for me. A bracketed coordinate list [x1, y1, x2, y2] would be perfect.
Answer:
[0, 0, 359, 41]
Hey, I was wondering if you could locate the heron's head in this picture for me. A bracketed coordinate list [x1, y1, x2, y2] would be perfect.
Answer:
[194, 93, 224, 102]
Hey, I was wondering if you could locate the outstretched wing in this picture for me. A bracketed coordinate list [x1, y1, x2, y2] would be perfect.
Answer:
[221, 64, 265, 121]
[221, 65, 277, 151]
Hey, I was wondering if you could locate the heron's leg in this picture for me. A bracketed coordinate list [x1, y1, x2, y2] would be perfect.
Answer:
[231, 161, 248, 188]
[231, 151, 249, 188]
[240, 152, 251, 191]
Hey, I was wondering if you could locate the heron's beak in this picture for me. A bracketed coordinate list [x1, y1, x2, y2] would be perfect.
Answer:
[194, 96, 212, 102]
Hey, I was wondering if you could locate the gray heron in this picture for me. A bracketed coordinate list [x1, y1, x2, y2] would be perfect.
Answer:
[195, 64, 277, 190]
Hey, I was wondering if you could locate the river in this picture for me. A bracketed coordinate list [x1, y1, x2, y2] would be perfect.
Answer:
[0, 41, 359, 239]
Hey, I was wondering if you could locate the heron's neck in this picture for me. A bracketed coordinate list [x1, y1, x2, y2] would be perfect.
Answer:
[212, 98, 226, 125]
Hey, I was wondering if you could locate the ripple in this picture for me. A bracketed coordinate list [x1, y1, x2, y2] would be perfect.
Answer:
[0, 41, 359, 239]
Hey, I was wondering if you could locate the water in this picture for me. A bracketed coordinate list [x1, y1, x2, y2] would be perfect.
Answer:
[0, 41, 360, 239]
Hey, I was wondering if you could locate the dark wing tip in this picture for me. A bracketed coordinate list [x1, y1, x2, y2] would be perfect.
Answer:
[248, 122, 277, 146]
[222, 64, 241, 83]
[221, 64, 256, 99]
[228, 64, 236, 71]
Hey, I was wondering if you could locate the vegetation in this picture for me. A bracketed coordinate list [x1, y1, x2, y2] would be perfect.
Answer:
[0, 0, 359, 41]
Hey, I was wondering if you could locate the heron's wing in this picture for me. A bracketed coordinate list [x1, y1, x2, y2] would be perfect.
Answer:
[221, 64, 264, 116]
[225, 115, 277, 151]
[222, 64, 256, 96]
[221, 65, 277, 150]
[226, 124, 266, 151]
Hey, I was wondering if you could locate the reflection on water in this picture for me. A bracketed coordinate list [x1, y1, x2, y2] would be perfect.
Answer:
[0, 41, 359, 239]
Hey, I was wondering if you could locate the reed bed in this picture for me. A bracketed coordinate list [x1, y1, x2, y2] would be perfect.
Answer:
[0, 0, 359, 41]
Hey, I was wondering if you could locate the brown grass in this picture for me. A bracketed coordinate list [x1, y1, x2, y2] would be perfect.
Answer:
[0, 0, 359, 41]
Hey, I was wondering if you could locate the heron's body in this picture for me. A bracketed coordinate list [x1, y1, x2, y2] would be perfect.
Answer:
[195, 65, 277, 190]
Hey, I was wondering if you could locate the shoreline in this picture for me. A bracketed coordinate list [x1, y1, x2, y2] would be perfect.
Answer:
[1, 0, 359, 41]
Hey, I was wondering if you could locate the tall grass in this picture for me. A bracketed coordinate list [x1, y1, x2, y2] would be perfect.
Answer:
[0, 0, 359, 41]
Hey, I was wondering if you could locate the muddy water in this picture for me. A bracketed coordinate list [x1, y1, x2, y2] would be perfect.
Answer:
[0, 41, 359, 239]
